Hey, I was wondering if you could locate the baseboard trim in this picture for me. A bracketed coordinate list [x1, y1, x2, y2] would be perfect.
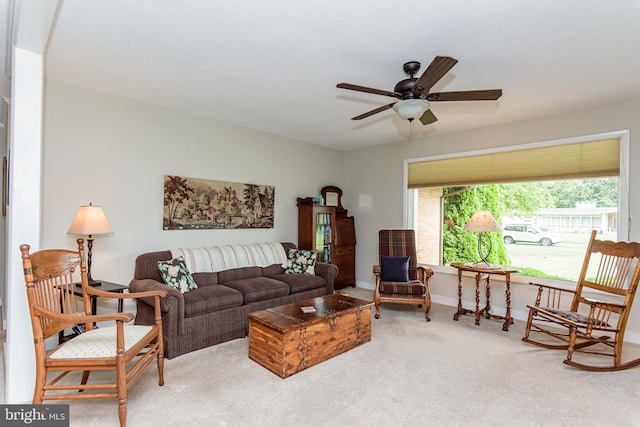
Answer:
[354, 281, 640, 345]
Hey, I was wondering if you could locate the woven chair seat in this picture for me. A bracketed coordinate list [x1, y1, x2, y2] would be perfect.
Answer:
[379, 280, 426, 296]
[543, 308, 590, 325]
[50, 325, 153, 359]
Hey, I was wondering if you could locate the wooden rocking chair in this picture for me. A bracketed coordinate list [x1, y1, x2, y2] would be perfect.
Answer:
[21, 239, 167, 427]
[522, 230, 640, 371]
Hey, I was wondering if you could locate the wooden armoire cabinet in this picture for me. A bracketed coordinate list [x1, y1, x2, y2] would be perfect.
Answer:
[296, 186, 356, 290]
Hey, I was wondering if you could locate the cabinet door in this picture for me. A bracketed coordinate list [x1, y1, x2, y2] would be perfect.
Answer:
[335, 216, 356, 246]
[334, 245, 355, 288]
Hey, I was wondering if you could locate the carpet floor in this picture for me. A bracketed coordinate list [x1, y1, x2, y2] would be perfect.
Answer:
[20, 288, 640, 426]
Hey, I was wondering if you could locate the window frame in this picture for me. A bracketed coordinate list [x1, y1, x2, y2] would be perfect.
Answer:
[403, 131, 630, 280]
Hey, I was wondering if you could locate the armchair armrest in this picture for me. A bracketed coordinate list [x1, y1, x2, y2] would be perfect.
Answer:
[582, 297, 624, 309]
[529, 282, 576, 309]
[417, 265, 434, 282]
[33, 306, 136, 339]
[582, 297, 627, 317]
[33, 305, 134, 324]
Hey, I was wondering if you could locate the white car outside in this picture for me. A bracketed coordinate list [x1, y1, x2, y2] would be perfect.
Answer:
[502, 225, 563, 246]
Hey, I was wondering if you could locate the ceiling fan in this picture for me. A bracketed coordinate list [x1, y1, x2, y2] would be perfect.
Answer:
[336, 56, 502, 125]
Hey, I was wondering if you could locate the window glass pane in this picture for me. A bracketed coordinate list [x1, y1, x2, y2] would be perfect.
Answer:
[414, 177, 619, 282]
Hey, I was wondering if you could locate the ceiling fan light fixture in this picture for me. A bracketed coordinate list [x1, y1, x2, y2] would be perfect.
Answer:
[393, 99, 430, 121]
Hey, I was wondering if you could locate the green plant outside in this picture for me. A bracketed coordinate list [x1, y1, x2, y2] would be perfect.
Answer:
[515, 267, 568, 281]
[442, 185, 509, 266]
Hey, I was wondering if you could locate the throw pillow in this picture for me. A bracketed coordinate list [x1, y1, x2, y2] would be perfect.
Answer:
[158, 256, 198, 294]
[380, 255, 410, 282]
[283, 249, 317, 275]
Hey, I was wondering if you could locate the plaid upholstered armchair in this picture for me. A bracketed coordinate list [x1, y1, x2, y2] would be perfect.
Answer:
[373, 230, 434, 321]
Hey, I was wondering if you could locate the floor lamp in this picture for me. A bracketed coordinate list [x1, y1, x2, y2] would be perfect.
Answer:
[464, 210, 503, 267]
[67, 203, 113, 285]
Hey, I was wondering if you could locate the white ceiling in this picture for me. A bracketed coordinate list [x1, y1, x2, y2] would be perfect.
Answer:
[44, 0, 640, 151]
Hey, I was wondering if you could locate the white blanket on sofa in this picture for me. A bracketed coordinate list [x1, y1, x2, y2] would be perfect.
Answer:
[170, 242, 288, 273]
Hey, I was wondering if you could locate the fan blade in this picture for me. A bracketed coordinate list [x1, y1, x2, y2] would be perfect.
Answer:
[351, 103, 396, 120]
[427, 89, 503, 101]
[337, 83, 402, 99]
[412, 56, 458, 95]
[419, 109, 438, 125]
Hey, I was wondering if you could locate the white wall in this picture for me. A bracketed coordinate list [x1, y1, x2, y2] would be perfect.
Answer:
[5, 46, 44, 403]
[5, 0, 59, 404]
[42, 80, 344, 290]
[344, 97, 640, 341]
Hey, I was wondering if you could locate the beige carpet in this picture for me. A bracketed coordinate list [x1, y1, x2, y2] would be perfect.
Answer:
[12, 288, 640, 426]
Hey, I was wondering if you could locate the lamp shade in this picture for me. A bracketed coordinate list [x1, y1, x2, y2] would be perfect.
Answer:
[464, 210, 502, 232]
[392, 99, 430, 121]
[67, 203, 113, 236]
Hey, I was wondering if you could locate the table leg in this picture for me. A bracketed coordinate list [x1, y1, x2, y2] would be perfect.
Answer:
[484, 275, 492, 319]
[454, 270, 463, 321]
[502, 273, 513, 331]
[474, 272, 481, 325]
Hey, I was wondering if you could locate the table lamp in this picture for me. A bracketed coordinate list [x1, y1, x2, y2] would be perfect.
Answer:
[67, 203, 113, 285]
[464, 210, 503, 266]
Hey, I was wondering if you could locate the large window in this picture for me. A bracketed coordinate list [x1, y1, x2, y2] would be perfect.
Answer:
[406, 134, 629, 282]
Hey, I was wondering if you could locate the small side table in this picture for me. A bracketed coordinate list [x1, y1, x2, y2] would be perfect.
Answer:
[450, 262, 519, 331]
[58, 280, 129, 343]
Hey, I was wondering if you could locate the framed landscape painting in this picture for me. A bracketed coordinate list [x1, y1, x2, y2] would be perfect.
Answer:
[163, 175, 275, 230]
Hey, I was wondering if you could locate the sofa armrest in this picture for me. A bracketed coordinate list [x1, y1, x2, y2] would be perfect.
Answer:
[129, 278, 186, 336]
[314, 262, 338, 294]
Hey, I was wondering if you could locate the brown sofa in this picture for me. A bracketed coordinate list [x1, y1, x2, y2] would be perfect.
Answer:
[129, 242, 337, 359]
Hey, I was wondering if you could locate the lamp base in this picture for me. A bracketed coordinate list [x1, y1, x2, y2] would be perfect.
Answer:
[88, 279, 102, 287]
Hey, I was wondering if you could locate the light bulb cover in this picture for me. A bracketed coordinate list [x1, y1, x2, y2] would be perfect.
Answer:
[393, 99, 430, 120]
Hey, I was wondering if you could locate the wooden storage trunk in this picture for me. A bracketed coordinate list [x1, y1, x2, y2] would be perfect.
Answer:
[248, 294, 373, 378]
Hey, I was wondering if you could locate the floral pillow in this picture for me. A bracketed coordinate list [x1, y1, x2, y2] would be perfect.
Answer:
[283, 249, 317, 275]
[158, 256, 198, 294]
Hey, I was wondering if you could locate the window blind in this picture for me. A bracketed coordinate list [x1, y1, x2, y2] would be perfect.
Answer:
[407, 138, 620, 188]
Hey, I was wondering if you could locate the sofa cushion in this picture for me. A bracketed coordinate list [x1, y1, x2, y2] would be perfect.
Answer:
[223, 277, 290, 304]
[182, 285, 243, 318]
[262, 264, 285, 276]
[283, 249, 317, 275]
[192, 272, 219, 287]
[158, 257, 198, 294]
[217, 266, 263, 283]
[270, 273, 326, 294]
